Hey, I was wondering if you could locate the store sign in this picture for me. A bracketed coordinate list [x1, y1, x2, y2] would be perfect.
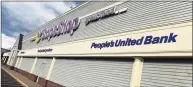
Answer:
[85, 6, 127, 26]
[91, 33, 178, 49]
[35, 17, 81, 43]
[21, 52, 25, 54]
[38, 48, 53, 53]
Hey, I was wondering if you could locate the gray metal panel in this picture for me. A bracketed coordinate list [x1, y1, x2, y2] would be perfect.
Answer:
[33, 58, 52, 78]
[17, 57, 22, 68]
[19, 57, 35, 72]
[11, 51, 19, 66]
[8, 58, 14, 66]
[50, 58, 133, 87]
[23, 1, 117, 40]
[141, 59, 192, 87]
[14, 57, 20, 67]
[22, 1, 192, 50]
[7, 57, 12, 66]
[8, 51, 17, 66]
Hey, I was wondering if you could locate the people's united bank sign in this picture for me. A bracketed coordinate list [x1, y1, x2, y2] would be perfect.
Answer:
[91, 33, 178, 49]
[32, 6, 127, 43]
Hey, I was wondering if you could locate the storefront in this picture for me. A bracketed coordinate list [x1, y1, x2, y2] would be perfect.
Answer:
[2, 52, 10, 65]
[6, 1, 192, 87]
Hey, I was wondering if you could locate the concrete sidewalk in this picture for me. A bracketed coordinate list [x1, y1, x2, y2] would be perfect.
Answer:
[2, 66, 42, 87]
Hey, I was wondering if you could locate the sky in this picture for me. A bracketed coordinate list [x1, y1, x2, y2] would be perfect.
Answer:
[1, 1, 84, 49]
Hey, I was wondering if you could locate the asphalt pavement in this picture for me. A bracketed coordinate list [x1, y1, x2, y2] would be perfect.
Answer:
[1, 68, 23, 87]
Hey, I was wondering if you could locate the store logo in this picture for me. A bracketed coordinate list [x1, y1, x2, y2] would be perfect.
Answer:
[35, 36, 41, 43]
[85, 6, 127, 26]
[34, 17, 81, 43]
[91, 33, 178, 49]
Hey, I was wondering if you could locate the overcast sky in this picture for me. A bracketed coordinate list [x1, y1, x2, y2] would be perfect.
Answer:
[2, 2, 84, 49]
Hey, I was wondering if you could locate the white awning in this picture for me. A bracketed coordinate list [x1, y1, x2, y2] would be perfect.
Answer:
[3, 52, 10, 56]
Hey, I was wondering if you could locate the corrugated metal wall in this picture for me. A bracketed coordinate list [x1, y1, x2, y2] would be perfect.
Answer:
[7, 57, 12, 66]
[19, 57, 35, 72]
[141, 58, 192, 87]
[22, 1, 192, 50]
[8, 58, 14, 66]
[14, 57, 20, 68]
[8, 51, 16, 66]
[50, 58, 133, 87]
[32, 57, 52, 78]
[23, 1, 117, 40]
[11, 51, 19, 66]
[17, 57, 22, 68]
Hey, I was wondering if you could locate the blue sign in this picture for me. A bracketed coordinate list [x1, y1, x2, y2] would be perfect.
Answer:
[91, 33, 178, 49]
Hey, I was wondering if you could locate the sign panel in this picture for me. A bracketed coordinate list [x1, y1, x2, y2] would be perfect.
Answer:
[37, 48, 53, 53]
[85, 6, 127, 25]
[31, 6, 127, 44]
[18, 22, 192, 57]
[91, 33, 177, 49]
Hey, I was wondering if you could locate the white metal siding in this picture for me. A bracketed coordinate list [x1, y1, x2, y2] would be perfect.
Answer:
[50, 58, 133, 87]
[19, 57, 35, 72]
[22, 1, 192, 50]
[9, 59, 14, 66]
[8, 53, 16, 66]
[14, 57, 20, 67]
[33, 57, 52, 78]
[23, 1, 117, 41]
[11, 51, 19, 66]
[141, 58, 192, 87]
[7, 57, 12, 66]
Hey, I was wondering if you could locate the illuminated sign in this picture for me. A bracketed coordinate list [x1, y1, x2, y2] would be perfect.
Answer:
[38, 48, 53, 53]
[35, 18, 81, 43]
[91, 33, 178, 49]
[85, 6, 127, 25]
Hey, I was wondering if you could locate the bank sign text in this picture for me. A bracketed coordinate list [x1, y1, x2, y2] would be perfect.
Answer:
[91, 33, 178, 49]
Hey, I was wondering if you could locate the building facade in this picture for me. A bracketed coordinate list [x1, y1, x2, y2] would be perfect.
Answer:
[5, 1, 192, 87]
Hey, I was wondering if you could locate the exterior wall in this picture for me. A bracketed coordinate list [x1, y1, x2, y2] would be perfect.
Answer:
[21, 1, 192, 50]
[7, 34, 23, 68]
[14, 57, 20, 67]
[18, 22, 192, 57]
[50, 58, 133, 87]
[6, 1, 192, 87]
[32, 57, 52, 78]
[7, 57, 12, 66]
[22, 1, 117, 45]
[141, 58, 192, 87]
[10, 50, 19, 67]
[19, 57, 35, 72]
